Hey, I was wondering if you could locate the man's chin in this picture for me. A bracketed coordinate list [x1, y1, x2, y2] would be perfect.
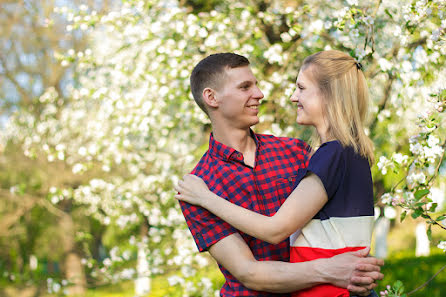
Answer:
[249, 117, 260, 127]
[229, 116, 259, 130]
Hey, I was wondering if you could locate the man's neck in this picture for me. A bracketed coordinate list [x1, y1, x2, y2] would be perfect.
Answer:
[212, 125, 257, 158]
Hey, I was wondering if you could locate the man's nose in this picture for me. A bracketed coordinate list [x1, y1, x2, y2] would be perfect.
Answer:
[253, 85, 264, 100]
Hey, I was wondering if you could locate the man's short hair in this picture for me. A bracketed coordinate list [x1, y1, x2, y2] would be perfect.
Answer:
[190, 53, 250, 116]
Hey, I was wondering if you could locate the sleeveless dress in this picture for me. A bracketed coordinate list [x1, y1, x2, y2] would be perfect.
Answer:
[290, 141, 375, 297]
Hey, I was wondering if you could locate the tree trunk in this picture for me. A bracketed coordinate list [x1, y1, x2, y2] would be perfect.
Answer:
[415, 222, 430, 257]
[374, 216, 390, 259]
[134, 222, 150, 296]
[60, 214, 87, 295]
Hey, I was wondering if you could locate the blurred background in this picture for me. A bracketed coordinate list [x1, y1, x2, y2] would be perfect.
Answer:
[0, 0, 445, 296]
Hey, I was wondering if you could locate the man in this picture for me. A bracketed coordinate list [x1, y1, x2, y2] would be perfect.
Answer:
[178, 53, 383, 296]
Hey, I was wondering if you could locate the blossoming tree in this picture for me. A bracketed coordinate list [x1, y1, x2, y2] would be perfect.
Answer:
[2, 0, 444, 296]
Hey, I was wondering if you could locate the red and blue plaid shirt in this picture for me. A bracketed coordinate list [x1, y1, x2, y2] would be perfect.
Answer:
[179, 130, 311, 296]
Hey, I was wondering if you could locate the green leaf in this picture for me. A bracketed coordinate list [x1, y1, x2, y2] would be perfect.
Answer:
[427, 225, 432, 240]
[411, 209, 422, 219]
[394, 280, 403, 290]
[436, 215, 446, 221]
[400, 211, 407, 222]
[414, 189, 430, 200]
[429, 203, 438, 212]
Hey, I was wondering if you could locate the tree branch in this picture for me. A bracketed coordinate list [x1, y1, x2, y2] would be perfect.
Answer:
[0, 188, 67, 237]
[369, 72, 395, 135]
[407, 264, 446, 295]
[0, 56, 33, 105]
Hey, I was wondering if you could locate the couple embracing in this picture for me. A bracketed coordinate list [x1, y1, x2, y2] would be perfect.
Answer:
[175, 51, 384, 297]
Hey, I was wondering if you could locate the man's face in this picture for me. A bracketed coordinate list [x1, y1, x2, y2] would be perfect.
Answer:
[213, 66, 264, 129]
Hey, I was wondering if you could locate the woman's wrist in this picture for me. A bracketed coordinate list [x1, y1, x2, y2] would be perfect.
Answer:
[200, 190, 215, 208]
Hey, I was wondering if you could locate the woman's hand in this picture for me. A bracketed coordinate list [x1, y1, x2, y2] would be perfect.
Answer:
[174, 174, 213, 207]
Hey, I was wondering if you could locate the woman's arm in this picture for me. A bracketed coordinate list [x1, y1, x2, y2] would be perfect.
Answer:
[175, 173, 328, 244]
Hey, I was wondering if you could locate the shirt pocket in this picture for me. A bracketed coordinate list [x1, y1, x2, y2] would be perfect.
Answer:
[274, 168, 307, 203]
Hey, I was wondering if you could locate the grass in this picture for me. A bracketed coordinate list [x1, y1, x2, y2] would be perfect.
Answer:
[40, 252, 444, 297]
[4, 244, 445, 296]
[376, 252, 446, 297]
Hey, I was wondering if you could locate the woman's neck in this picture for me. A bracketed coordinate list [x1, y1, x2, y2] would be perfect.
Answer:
[316, 125, 334, 144]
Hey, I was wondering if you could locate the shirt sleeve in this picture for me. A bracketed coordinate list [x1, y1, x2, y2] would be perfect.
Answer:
[179, 200, 237, 252]
[179, 165, 238, 252]
[306, 141, 345, 199]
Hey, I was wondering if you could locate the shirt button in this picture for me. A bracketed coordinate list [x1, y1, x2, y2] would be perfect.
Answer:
[288, 177, 294, 182]
[237, 153, 242, 158]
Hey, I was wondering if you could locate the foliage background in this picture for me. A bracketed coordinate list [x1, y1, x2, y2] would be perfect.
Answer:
[0, 0, 445, 296]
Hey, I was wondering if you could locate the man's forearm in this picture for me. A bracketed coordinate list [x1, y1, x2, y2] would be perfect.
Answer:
[209, 233, 332, 293]
[238, 258, 328, 293]
[209, 234, 383, 295]
[237, 250, 383, 294]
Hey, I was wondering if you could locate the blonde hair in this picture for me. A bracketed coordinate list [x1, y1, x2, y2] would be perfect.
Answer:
[302, 50, 374, 163]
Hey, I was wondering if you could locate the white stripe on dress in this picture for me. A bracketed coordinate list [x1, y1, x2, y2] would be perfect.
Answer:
[290, 216, 374, 249]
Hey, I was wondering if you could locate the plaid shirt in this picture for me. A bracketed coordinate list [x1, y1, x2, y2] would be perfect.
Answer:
[179, 131, 310, 296]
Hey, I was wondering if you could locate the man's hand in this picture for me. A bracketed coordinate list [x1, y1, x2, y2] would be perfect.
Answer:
[319, 247, 384, 296]
[347, 248, 384, 295]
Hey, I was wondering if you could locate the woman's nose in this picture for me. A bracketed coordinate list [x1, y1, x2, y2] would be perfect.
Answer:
[290, 90, 299, 102]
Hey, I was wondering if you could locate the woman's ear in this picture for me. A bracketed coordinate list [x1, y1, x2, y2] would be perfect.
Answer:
[202, 87, 219, 108]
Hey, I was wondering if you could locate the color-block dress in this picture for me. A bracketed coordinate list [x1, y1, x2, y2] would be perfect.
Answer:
[290, 141, 375, 297]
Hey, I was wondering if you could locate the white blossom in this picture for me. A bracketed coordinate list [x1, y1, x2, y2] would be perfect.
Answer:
[263, 44, 283, 65]
[407, 171, 426, 185]
[381, 193, 393, 204]
[392, 153, 408, 165]
[168, 275, 185, 286]
[410, 143, 423, 155]
[427, 135, 440, 147]
[384, 206, 397, 219]
[438, 241, 446, 252]
[378, 58, 392, 71]
[377, 156, 392, 175]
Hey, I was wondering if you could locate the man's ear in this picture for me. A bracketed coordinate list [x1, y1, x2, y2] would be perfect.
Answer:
[202, 87, 219, 108]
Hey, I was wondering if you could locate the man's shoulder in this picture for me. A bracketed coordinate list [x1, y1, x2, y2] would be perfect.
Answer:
[189, 150, 226, 178]
[190, 150, 210, 175]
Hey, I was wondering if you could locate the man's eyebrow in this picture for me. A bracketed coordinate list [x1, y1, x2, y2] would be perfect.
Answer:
[236, 80, 257, 87]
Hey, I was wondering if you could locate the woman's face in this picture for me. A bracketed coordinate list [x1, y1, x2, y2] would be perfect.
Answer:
[290, 67, 326, 131]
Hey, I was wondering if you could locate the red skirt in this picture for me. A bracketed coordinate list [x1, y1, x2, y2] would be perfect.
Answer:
[290, 246, 365, 297]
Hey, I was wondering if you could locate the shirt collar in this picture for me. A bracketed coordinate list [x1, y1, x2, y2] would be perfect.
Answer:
[209, 129, 260, 162]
